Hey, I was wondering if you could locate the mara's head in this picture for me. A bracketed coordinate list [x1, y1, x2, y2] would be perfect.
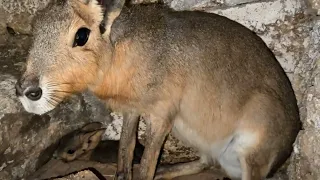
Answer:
[53, 122, 105, 162]
[15, 0, 124, 115]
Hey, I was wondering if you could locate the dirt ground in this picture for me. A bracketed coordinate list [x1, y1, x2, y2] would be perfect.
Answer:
[28, 158, 230, 180]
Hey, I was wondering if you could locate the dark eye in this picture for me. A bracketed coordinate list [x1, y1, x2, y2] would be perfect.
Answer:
[88, 140, 92, 144]
[73, 28, 90, 47]
[67, 149, 75, 154]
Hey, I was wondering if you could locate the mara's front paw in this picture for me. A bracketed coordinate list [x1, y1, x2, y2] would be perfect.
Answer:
[115, 171, 125, 180]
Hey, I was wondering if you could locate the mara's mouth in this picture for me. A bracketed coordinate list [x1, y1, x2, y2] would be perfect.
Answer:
[18, 77, 73, 115]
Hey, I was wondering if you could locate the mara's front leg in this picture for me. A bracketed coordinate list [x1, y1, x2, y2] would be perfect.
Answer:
[138, 113, 174, 180]
[116, 112, 140, 180]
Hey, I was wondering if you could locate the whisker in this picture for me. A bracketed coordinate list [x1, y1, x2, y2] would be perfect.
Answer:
[48, 94, 61, 101]
[44, 97, 56, 107]
[51, 90, 74, 94]
[44, 95, 58, 104]
[49, 94, 65, 102]
[46, 80, 93, 87]
[46, 82, 88, 87]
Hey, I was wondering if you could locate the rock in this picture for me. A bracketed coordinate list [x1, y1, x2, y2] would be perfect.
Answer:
[224, 0, 260, 6]
[160, 134, 199, 164]
[53, 170, 101, 180]
[164, 0, 224, 11]
[0, 74, 22, 118]
[293, 130, 320, 180]
[287, 12, 320, 180]
[308, 0, 320, 15]
[131, 0, 160, 4]
[0, 0, 51, 35]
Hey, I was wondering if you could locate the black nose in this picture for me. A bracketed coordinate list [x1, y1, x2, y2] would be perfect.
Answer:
[15, 77, 42, 101]
[25, 87, 42, 101]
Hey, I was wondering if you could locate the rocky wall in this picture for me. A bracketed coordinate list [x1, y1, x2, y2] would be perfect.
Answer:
[0, 0, 319, 179]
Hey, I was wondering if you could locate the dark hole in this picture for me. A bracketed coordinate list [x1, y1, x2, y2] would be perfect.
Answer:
[6, 26, 15, 35]
[67, 149, 75, 154]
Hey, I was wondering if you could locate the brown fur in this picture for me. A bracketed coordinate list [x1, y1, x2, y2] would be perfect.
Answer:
[93, 40, 137, 101]
[54, 122, 144, 164]
[16, 0, 301, 180]
[54, 122, 106, 162]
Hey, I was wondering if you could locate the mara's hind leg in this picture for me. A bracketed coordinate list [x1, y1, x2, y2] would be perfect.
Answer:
[239, 155, 267, 180]
[234, 93, 299, 180]
[154, 158, 209, 180]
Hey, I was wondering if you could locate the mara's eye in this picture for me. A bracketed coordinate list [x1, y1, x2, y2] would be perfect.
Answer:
[88, 140, 92, 144]
[73, 28, 91, 47]
[67, 149, 75, 154]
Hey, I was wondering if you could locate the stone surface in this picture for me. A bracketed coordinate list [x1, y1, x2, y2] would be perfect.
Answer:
[53, 170, 101, 180]
[164, 0, 224, 11]
[289, 20, 320, 179]
[308, 0, 320, 15]
[0, 0, 51, 35]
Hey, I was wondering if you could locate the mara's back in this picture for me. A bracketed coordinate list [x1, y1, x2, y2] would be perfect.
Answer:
[112, 4, 299, 120]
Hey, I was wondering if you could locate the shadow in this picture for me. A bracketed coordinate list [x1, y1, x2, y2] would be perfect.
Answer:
[35, 141, 60, 171]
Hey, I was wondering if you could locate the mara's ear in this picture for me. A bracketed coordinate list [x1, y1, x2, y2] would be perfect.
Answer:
[81, 122, 104, 132]
[72, 0, 126, 37]
[71, 0, 105, 28]
[98, 0, 126, 38]
[81, 128, 106, 150]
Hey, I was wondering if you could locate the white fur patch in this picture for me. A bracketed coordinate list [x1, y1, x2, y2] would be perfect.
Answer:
[19, 77, 59, 115]
[172, 116, 258, 179]
[217, 131, 258, 178]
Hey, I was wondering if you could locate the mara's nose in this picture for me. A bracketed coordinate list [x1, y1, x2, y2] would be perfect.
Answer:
[15, 77, 42, 101]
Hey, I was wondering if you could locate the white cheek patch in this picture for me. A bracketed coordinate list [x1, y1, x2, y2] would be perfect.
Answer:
[19, 78, 61, 115]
